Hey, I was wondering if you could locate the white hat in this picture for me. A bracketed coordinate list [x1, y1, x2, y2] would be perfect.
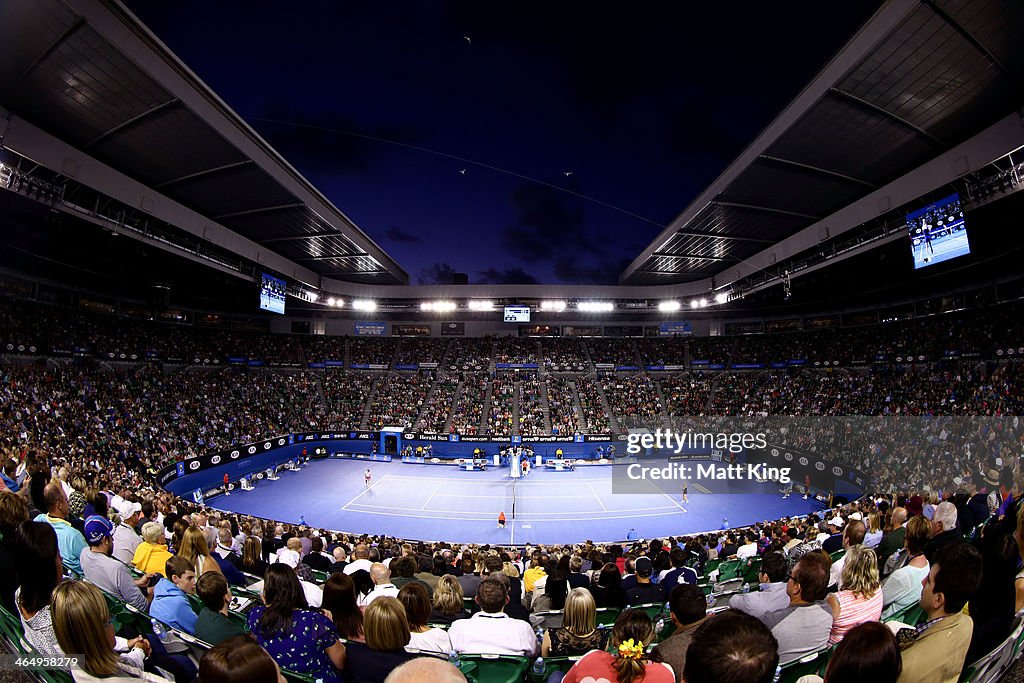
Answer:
[117, 501, 142, 518]
[276, 548, 300, 568]
[829, 516, 844, 527]
[848, 512, 862, 521]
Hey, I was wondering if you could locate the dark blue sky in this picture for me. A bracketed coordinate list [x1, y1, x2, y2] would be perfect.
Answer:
[125, 1, 880, 285]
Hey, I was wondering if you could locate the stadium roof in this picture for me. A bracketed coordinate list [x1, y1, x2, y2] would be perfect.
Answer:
[0, 0, 408, 285]
[621, 0, 1024, 285]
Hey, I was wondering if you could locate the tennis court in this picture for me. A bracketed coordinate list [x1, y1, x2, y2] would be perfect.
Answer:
[213, 458, 825, 544]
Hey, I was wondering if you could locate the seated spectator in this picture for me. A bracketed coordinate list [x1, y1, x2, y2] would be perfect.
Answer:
[737, 532, 758, 559]
[923, 501, 962, 563]
[889, 543, 982, 683]
[35, 482, 87, 577]
[829, 519, 866, 588]
[541, 587, 609, 657]
[51, 580, 166, 682]
[398, 582, 451, 654]
[79, 514, 152, 612]
[590, 563, 626, 609]
[150, 556, 198, 635]
[0, 491, 29, 615]
[826, 545, 883, 645]
[864, 513, 884, 549]
[303, 536, 332, 573]
[343, 597, 416, 683]
[360, 562, 399, 607]
[321, 572, 364, 642]
[881, 516, 931, 619]
[563, 608, 673, 683]
[797, 621, 901, 683]
[762, 551, 833, 664]
[199, 634, 284, 683]
[343, 543, 373, 575]
[683, 610, 778, 683]
[878, 508, 908, 574]
[383, 657, 466, 683]
[456, 557, 481, 597]
[133, 522, 173, 578]
[240, 536, 269, 578]
[429, 575, 469, 625]
[658, 548, 698, 595]
[391, 556, 432, 598]
[194, 571, 245, 645]
[14, 521, 64, 657]
[248, 564, 345, 683]
[729, 552, 790, 623]
[651, 584, 710, 682]
[483, 571, 531, 622]
[625, 557, 663, 606]
[112, 500, 144, 566]
[531, 568, 568, 613]
[448, 577, 538, 656]
[328, 546, 349, 575]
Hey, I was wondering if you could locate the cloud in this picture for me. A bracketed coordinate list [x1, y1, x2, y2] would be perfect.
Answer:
[384, 226, 423, 244]
[500, 183, 603, 263]
[416, 262, 457, 285]
[476, 267, 539, 285]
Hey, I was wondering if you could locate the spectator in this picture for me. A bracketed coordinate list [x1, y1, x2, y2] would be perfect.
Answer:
[133, 522, 173, 578]
[889, 543, 982, 683]
[877, 507, 908, 576]
[248, 564, 345, 683]
[429, 575, 468, 625]
[730, 552, 791, 623]
[591, 563, 626, 609]
[881, 516, 931, 619]
[448, 577, 538, 656]
[13, 521, 64, 657]
[762, 551, 833, 664]
[303, 536, 332, 572]
[194, 571, 245, 645]
[35, 482, 87, 577]
[531, 568, 569, 613]
[0, 491, 30, 615]
[391, 556, 432, 598]
[799, 622, 901, 683]
[651, 584, 710, 683]
[398, 582, 451, 654]
[112, 500, 144, 566]
[240, 536, 269, 578]
[659, 547, 698, 595]
[864, 513, 883, 549]
[51, 580, 165, 682]
[826, 545, 883, 644]
[150, 556, 198, 635]
[344, 544, 373, 575]
[321, 572, 364, 642]
[964, 514, 1018, 666]
[829, 519, 866, 588]
[737, 532, 758, 559]
[541, 587, 609, 657]
[79, 514, 152, 612]
[456, 557, 481, 597]
[360, 562, 399, 607]
[683, 610, 779, 683]
[383, 658, 466, 683]
[625, 556, 663, 606]
[563, 608, 673, 683]
[923, 502, 962, 563]
[343, 597, 416, 683]
[199, 634, 284, 683]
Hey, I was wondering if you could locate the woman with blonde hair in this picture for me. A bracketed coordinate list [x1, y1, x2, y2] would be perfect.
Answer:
[826, 544, 883, 644]
[51, 580, 165, 682]
[177, 525, 223, 578]
[241, 536, 269, 578]
[429, 574, 467, 625]
[344, 597, 415, 683]
[563, 608, 672, 683]
[864, 513, 883, 549]
[542, 587, 609, 657]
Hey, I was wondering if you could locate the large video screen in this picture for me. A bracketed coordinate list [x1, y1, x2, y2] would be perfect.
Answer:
[503, 306, 530, 323]
[907, 193, 969, 269]
[259, 273, 286, 314]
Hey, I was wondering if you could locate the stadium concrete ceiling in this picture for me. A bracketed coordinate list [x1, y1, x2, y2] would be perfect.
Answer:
[0, 0, 1023, 294]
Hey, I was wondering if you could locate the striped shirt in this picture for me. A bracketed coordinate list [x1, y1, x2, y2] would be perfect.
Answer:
[829, 589, 884, 644]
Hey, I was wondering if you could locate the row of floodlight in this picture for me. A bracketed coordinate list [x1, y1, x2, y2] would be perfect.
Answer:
[297, 295, 730, 312]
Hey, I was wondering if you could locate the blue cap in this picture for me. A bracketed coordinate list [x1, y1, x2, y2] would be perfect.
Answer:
[84, 515, 114, 545]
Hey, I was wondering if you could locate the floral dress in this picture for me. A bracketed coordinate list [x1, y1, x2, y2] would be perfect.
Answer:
[248, 606, 341, 683]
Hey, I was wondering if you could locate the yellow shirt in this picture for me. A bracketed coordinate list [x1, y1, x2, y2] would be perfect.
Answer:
[524, 566, 547, 593]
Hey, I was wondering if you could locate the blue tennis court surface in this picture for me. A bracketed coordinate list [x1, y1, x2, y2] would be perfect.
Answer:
[212, 459, 825, 544]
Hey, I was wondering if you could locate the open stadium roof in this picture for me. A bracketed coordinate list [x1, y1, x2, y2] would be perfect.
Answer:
[0, 0, 408, 285]
[621, 0, 1024, 285]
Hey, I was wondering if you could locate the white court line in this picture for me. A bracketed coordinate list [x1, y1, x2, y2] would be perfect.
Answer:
[648, 478, 689, 513]
[421, 483, 442, 511]
[428, 492, 600, 500]
[349, 501, 678, 514]
[588, 483, 608, 512]
[341, 474, 388, 510]
[382, 474, 611, 485]
[341, 506, 685, 522]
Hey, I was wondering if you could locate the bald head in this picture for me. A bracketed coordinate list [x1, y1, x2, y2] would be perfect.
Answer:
[891, 507, 907, 527]
[384, 658, 466, 683]
[354, 543, 369, 559]
[42, 483, 67, 517]
[370, 562, 391, 585]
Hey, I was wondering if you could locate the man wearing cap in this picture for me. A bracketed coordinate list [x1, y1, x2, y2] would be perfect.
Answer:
[113, 500, 144, 565]
[626, 556, 664, 606]
[79, 515, 153, 612]
[821, 516, 845, 555]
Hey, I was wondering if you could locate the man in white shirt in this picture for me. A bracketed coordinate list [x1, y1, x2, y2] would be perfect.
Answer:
[112, 500, 144, 566]
[343, 543, 373, 575]
[448, 578, 539, 656]
[736, 532, 759, 559]
[359, 563, 399, 607]
[729, 552, 791, 623]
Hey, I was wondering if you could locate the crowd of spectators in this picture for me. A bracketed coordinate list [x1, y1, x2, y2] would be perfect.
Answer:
[322, 370, 374, 431]
[540, 338, 589, 372]
[545, 375, 581, 436]
[394, 338, 448, 366]
[494, 337, 538, 365]
[660, 373, 712, 416]
[448, 376, 487, 435]
[575, 376, 613, 433]
[348, 338, 398, 367]
[639, 338, 689, 367]
[486, 374, 515, 436]
[518, 374, 547, 436]
[414, 373, 460, 433]
[444, 337, 491, 373]
[586, 339, 641, 367]
[600, 374, 663, 430]
[365, 373, 433, 431]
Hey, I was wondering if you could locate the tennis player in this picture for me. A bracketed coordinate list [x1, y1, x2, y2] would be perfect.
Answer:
[364, 468, 372, 488]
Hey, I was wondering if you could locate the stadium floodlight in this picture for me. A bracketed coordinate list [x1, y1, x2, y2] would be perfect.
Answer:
[689, 300, 700, 309]
[540, 300, 567, 311]
[327, 297, 336, 307]
[698, 298, 708, 308]
[422, 301, 457, 312]
[308, 292, 319, 302]
[353, 300, 377, 312]
[714, 292, 729, 305]
[467, 300, 494, 311]
[578, 301, 614, 312]
[658, 301, 680, 312]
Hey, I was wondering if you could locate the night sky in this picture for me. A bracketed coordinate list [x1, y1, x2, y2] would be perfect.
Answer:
[124, 1, 881, 285]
